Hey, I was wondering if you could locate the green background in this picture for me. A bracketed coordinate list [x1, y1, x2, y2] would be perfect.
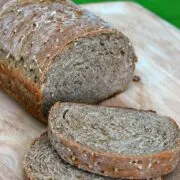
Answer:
[73, 0, 180, 28]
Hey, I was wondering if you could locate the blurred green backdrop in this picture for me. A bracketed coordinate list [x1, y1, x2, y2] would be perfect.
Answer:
[73, 0, 180, 28]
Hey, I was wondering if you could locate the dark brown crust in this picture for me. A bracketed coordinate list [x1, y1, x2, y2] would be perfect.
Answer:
[24, 131, 163, 180]
[0, 61, 46, 123]
[48, 102, 180, 179]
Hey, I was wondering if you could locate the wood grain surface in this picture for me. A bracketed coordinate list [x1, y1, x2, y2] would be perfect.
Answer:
[0, 2, 179, 180]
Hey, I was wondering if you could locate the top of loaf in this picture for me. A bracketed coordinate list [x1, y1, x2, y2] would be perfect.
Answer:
[49, 103, 180, 156]
[0, 0, 115, 82]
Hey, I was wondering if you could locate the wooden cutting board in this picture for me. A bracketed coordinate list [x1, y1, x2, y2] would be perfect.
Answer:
[0, 2, 179, 180]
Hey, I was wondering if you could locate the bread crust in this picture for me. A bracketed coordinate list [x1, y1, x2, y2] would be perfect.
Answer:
[48, 102, 180, 179]
[24, 131, 164, 180]
[0, 61, 46, 123]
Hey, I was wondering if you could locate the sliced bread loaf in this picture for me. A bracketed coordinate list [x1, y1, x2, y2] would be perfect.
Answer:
[48, 102, 180, 179]
[0, 0, 137, 121]
[24, 131, 163, 180]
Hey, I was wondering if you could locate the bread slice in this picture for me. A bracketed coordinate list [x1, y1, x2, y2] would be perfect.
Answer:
[48, 102, 180, 179]
[0, 0, 137, 121]
[24, 131, 163, 180]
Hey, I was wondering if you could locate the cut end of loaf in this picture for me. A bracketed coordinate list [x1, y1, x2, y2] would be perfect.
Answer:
[49, 103, 180, 156]
[42, 31, 137, 117]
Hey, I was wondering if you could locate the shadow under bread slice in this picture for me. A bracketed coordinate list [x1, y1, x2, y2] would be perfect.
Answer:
[24, 132, 163, 180]
[48, 102, 180, 179]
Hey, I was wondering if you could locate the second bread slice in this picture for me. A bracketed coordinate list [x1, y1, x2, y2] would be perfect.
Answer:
[48, 102, 180, 179]
[24, 132, 163, 180]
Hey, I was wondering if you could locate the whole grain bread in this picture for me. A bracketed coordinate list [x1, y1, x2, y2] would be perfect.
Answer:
[48, 102, 180, 179]
[0, 0, 137, 122]
[24, 131, 163, 180]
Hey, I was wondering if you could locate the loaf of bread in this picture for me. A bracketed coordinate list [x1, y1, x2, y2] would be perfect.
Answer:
[24, 132, 163, 180]
[48, 102, 180, 179]
[0, 0, 137, 122]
